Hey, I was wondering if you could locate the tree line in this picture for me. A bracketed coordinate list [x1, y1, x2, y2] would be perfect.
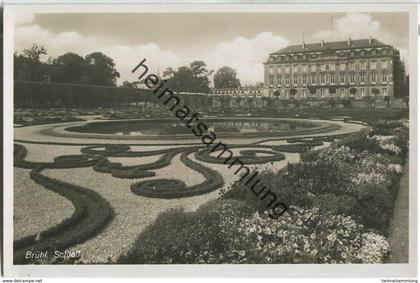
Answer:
[15, 44, 243, 93]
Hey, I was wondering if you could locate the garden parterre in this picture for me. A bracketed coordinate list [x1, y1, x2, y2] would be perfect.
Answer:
[120, 119, 408, 264]
[13, 117, 408, 264]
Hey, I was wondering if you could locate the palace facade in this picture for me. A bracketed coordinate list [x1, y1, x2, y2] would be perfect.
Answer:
[263, 38, 406, 99]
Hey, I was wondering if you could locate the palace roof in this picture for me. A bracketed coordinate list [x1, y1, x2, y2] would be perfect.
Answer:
[271, 38, 388, 55]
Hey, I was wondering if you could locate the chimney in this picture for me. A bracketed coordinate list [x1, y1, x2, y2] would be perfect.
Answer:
[321, 40, 324, 47]
[348, 37, 351, 46]
[369, 36, 372, 45]
[302, 42, 306, 49]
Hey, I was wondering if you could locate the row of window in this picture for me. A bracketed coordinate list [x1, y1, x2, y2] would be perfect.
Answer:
[269, 87, 389, 97]
[269, 48, 392, 62]
[267, 60, 390, 75]
[267, 73, 389, 86]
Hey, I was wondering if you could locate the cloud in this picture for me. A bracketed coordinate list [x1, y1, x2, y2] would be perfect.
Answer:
[14, 23, 179, 83]
[311, 13, 408, 66]
[14, 11, 35, 26]
[204, 32, 288, 84]
[313, 13, 383, 41]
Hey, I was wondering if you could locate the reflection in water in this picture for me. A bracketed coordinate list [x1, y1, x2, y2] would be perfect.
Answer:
[70, 120, 316, 136]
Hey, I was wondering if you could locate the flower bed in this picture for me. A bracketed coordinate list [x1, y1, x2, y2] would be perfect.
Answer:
[120, 119, 408, 264]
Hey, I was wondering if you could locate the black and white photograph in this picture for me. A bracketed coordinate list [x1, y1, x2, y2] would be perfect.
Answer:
[2, 2, 418, 279]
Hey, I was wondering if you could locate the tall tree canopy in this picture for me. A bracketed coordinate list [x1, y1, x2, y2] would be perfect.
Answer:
[14, 44, 50, 81]
[14, 46, 121, 86]
[85, 52, 120, 86]
[165, 61, 211, 93]
[51, 52, 89, 84]
[213, 66, 241, 89]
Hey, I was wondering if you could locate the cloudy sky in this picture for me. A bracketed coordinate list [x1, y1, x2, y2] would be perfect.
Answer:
[14, 12, 409, 85]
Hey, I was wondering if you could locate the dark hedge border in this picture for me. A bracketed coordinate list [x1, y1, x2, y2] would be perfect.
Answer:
[14, 143, 103, 169]
[131, 148, 224, 199]
[194, 147, 286, 165]
[14, 167, 115, 264]
[81, 144, 181, 157]
[90, 146, 197, 179]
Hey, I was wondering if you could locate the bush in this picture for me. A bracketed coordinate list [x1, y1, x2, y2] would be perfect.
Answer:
[352, 183, 395, 233]
[118, 200, 252, 264]
[313, 193, 357, 216]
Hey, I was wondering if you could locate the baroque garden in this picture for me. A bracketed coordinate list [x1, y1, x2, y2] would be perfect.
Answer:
[13, 41, 409, 264]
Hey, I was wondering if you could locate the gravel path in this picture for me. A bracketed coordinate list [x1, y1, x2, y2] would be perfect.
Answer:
[388, 158, 409, 263]
[14, 168, 75, 241]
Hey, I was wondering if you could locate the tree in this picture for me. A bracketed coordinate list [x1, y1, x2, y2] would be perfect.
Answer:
[290, 89, 297, 98]
[190, 61, 211, 93]
[214, 66, 241, 89]
[165, 61, 212, 93]
[85, 52, 120, 86]
[349, 88, 357, 96]
[163, 67, 175, 79]
[371, 88, 380, 97]
[51, 52, 89, 84]
[14, 44, 50, 81]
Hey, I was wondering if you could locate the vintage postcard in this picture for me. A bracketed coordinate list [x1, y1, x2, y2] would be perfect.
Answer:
[2, 2, 418, 278]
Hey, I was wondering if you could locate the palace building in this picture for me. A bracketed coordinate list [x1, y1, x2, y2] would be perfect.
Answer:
[263, 38, 406, 99]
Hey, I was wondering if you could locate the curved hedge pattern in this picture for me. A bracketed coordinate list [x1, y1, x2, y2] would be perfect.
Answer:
[13, 146, 115, 264]
[194, 147, 286, 165]
[131, 149, 225, 199]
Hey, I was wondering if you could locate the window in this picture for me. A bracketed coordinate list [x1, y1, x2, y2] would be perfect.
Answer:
[285, 76, 290, 85]
[382, 49, 388, 55]
[382, 73, 388, 83]
[303, 89, 307, 97]
[277, 76, 282, 86]
[293, 76, 298, 85]
[269, 76, 274, 85]
[330, 64, 336, 71]
[372, 49, 377, 55]
[277, 66, 282, 74]
[360, 61, 366, 70]
[361, 50, 365, 56]
[382, 88, 388, 96]
[320, 75, 325, 84]
[302, 76, 307, 85]
[371, 73, 377, 84]
[340, 63, 346, 71]
[350, 74, 355, 84]
[331, 75, 336, 84]
[321, 64, 326, 72]
[340, 74, 345, 84]
[293, 65, 298, 73]
[360, 88, 365, 97]
[320, 88, 325, 97]
[350, 62, 355, 71]
[303, 65, 308, 73]
[269, 66, 274, 74]
[370, 61, 377, 70]
[311, 75, 316, 84]
[360, 74, 366, 84]
[340, 88, 345, 97]
[285, 65, 290, 73]
[382, 61, 388, 69]
[311, 65, 316, 72]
